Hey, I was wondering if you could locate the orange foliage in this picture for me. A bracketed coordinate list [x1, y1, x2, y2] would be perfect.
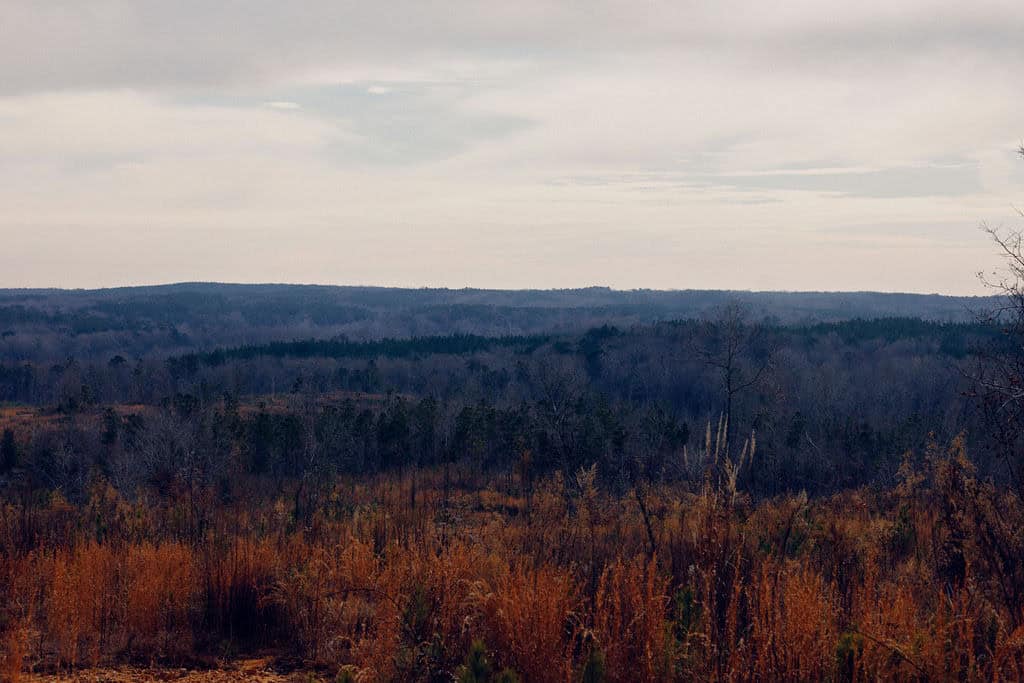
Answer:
[593, 557, 672, 682]
[1, 446, 1024, 680]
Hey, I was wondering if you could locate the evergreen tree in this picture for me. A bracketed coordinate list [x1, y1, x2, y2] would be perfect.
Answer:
[1, 428, 17, 473]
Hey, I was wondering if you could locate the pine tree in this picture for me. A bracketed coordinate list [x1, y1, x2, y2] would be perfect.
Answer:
[0, 428, 17, 473]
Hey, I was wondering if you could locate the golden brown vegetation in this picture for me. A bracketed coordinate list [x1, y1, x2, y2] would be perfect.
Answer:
[2, 437, 1024, 681]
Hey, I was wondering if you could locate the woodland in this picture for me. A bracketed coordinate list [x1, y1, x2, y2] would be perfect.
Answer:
[1, 277, 1024, 681]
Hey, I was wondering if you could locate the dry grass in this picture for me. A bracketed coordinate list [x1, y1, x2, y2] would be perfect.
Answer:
[2, 442, 1024, 681]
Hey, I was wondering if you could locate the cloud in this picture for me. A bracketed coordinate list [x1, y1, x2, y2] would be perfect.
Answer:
[2, 2, 1021, 94]
[0, 2, 1021, 292]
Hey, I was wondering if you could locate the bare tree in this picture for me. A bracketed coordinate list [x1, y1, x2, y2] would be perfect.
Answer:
[690, 301, 773, 442]
[973, 145, 1024, 493]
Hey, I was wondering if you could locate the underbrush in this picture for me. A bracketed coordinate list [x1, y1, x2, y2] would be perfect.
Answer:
[1, 438, 1023, 681]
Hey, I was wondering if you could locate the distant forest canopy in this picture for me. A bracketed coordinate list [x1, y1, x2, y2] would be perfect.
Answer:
[0, 283, 994, 362]
[0, 282, 1012, 500]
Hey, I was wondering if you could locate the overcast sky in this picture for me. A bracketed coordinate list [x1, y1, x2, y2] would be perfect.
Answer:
[2, 1, 1022, 293]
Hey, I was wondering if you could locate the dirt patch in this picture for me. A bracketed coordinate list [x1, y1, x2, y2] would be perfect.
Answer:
[21, 659, 332, 683]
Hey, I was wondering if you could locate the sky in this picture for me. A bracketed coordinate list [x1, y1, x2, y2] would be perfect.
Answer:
[1, 1, 1023, 293]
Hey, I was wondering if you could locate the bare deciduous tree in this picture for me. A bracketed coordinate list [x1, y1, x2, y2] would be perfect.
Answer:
[973, 145, 1024, 493]
[690, 301, 773, 442]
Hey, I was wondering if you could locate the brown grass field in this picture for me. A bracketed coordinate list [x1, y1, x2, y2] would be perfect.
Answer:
[2, 429, 1024, 682]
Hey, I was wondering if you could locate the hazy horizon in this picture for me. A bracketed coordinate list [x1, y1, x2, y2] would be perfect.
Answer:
[2, 2, 1022, 293]
[0, 279, 1001, 299]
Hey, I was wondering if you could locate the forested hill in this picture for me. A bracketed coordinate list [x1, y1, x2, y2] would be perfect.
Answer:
[0, 283, 994, 362]
[0, 282, 989, 320]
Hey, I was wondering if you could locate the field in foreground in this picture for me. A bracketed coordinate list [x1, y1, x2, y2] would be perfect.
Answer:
[2, 435, 1024, 682]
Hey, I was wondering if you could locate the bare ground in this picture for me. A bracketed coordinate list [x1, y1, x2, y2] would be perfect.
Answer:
[20, 658, 333, 682]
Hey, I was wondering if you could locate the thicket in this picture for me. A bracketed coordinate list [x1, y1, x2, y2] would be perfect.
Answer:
[1, 434, 1023, 680]
[0, 316, 992, 496]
